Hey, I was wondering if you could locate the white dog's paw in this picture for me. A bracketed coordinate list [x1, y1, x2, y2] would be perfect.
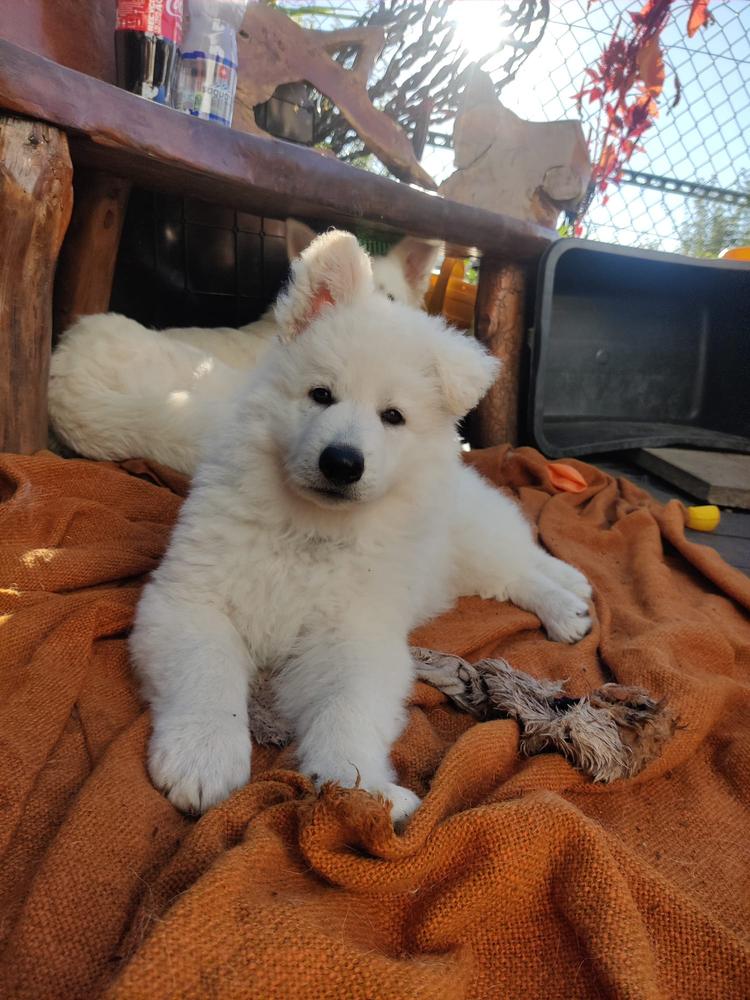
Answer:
[539, 554, 593, 602]
[374, 782, 421, 824]
[509, 569, 591, 644]
[148, 714, 251, 814]
[311, 763, 421, 824]
[536, 587, 591, 644]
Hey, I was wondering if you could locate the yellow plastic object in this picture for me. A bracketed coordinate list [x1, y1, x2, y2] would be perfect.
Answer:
[719, 246, 750, 261]
[425, 260, 478, 330]
[686, 505, 721, 532]
[443, 260, 477, 330]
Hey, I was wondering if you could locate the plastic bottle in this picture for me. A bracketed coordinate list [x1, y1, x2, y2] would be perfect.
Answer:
[173, 0, 250, 126]
[115, 0, 184, 105]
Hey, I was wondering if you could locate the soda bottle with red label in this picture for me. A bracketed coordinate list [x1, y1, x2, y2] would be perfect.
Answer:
[115, 0, 184, 105]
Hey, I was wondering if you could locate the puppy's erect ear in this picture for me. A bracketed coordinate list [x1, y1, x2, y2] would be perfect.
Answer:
[285, 219, 318, 261]
[275, 230, 374, 339]
[388, 236, 443, 299]
[432, 328, 500, 417]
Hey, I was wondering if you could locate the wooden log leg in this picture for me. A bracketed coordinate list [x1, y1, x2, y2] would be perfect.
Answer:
[53, 170, 131, 339]
[0, 116, 72, 453]
[472, 260, 526, 448]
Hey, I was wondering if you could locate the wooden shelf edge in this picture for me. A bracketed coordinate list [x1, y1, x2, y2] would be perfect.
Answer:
[0, 38, 557, 260]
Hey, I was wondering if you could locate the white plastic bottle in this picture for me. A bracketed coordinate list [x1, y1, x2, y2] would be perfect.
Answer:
[173, 0, 250, 126]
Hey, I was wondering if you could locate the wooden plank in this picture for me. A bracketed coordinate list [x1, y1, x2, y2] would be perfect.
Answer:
[594, 459, 750, 535]
[593, 457, 750, 575]
[0, 116, 72, 453]
[0, 0, 116, 85]
[636, 448, 750, 510]
[0, 39, 555, 261]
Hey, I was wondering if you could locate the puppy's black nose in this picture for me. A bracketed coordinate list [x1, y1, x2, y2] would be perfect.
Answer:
[319, 445, 364, 485]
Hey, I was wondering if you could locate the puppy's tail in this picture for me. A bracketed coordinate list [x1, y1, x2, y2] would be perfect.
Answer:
[48, 314, 244, 476]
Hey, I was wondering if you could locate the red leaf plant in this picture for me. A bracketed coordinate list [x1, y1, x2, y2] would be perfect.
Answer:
[573, 0, 714, 233]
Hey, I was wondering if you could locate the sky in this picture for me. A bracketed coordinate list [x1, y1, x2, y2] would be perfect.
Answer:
[434, 0, 750, 250]
[298, 0, 750, 251]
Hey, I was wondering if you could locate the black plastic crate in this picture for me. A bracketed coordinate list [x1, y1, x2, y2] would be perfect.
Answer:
[107, 191, 403, 333]
[109, 189, 290, 330]
[530, 240, 750, 457]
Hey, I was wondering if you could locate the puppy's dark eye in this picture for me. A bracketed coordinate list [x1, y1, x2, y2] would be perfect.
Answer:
[309, 387, 335, 406]
[381, 407, 405, 426]
[386, 293, 395, 302]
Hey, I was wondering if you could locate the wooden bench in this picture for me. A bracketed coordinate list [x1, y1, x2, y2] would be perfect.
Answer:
[0, 36, 556, 456]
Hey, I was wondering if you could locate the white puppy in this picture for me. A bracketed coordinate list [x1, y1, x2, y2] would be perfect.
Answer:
[130, 231, 592, 823]
[48, 221, 441, 474]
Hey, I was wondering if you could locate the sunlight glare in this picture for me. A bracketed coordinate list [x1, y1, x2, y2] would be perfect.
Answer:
[168, 390, 190, 408]
[20, 548, 58, 569]
[449, 0, 509, 62]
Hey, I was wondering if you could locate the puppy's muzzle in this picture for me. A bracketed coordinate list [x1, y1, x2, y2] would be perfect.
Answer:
[319, 445, 364, 486]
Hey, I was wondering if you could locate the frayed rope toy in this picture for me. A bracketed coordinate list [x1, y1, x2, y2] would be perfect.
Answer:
[249, 649, 678, 784]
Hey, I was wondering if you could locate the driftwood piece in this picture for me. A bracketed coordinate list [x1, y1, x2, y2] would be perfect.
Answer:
[0, 40, 555, 262]
[249, 648, 677, 783]
[0, 116, 72, 453]
[472, 260, 526, 448]
[54, 170, 131, 340]
[234, 4, 435, 190]
[309, 25, 385, 88]
[439, 68, 591, 228]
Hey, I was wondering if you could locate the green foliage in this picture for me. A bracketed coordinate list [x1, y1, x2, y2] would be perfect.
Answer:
[267, 2, 358, 21]
[678, 174, 750, 258]
[463, 260, 479, 284]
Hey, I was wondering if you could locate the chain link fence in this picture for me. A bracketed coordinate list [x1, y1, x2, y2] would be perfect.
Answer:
[497, 0, 750, 254]
[287, 0, 750, 256]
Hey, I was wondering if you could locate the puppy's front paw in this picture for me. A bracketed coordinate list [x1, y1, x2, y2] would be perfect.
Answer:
[537, 588, 591, 644]
[510, 569, 592, 644]
[310, 761, 421, 824]
[539, 554, 592, 602]
[148, 713, 251, 814]
[375, 782, 421, 824]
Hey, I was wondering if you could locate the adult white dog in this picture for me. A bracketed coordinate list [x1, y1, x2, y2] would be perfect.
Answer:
[48, 221, 441, 475]
[130, 230, 593, 823]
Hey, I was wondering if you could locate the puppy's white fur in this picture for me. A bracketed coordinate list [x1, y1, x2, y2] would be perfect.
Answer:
[130, 231, 592, 822]
[48, 221, 441, 474]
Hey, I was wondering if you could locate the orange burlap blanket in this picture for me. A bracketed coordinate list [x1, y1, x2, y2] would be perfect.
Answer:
[1, 447, 749, 999]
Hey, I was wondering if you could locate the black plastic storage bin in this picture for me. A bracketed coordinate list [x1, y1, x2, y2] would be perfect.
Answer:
[530, 240, 750, 457]
[108, 189, 291, 332]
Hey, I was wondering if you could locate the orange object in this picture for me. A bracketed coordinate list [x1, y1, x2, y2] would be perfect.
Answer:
[2, 449, 750, 997]
[546, 460, 588, 492]
[425, 258, 453, 315]
[425, 258, 477, 329]
[443, 260, 477, 330]
[719, 246, 750, 261]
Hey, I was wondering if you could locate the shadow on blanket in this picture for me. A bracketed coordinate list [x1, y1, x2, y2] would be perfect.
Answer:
[0, 445, 748, 999]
